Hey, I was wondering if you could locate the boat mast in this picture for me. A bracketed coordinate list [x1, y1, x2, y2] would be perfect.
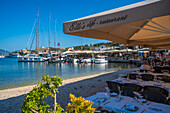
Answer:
[49, 12, 51, 50]
[81, 38, 83, 50]
[36, 9, 39, 50]
[54, 17, 56, 48]
[38, 17, 40, 48]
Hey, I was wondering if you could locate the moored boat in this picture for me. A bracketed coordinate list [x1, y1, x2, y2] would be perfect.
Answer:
[81, 58, 92, 63]
[94, 56, 108, 64]
[18, 54, 45, 62]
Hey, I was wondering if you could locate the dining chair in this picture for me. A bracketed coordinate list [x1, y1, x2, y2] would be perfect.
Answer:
[128, 73, 138, 80]
[161, 76, 170, 83]
[106, 81, 122, 93]
[156, 75, 165, 80]
[142, 91, 167, 104]
[140, 74, 154, 81]
[143, 86, 169, 97]
[153, 66, 162, 73]
[162, 66, 170, 74]
[123, 83, 143, 97]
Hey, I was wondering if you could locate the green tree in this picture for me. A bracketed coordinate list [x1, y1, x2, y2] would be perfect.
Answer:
[22, 74, 64, 113]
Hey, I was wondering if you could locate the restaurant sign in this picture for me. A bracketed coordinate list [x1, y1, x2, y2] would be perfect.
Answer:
[68, 15, 128, 32]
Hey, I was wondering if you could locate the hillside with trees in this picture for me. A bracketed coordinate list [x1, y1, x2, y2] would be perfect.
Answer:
[73, 42, 119, 50]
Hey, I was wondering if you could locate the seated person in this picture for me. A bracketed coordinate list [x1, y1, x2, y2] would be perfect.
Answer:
[140, 61, 151, 71]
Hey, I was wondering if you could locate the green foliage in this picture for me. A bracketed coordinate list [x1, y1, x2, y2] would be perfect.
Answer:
[22, 74, 64, 113]
[60, 49, 67, 52]
[22, 75, 95, 113]
[65, 94, 95, 113]
[22, 53, 28, 56]
[73, 42, 119, 50]
[93, 42, 118, 47]
[30, 50, 37, 54]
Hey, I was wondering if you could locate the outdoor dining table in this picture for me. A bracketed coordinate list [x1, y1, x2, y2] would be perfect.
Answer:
[130, 71, 170, 77]
[86, 92, 170, 113]
[153, 65, 170, 68]
[111, 78, 170, 97]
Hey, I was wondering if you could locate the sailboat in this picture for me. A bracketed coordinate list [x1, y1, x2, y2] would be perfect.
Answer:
[48, 16, 64, 63]
[18, 9, 45, 62]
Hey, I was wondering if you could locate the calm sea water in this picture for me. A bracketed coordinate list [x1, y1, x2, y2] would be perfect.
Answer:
[0, 58, 137, 89]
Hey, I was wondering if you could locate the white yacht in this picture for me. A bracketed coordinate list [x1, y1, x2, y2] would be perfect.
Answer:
[81, 58, 92, 63]
[49, 57, 64, 63]
[94, 56, 108, 64]
[18, 54, 45, 62]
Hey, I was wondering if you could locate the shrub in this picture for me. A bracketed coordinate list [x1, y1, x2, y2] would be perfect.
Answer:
[65, 94, 95, 113]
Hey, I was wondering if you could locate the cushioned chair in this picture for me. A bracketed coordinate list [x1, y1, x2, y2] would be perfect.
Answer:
[106, 81, 123, 93]
[143, 86, 169, 97]
[123, 83, 143, 97]
[124, 83, 143, 92]
[128, 73, 138, 80]
[140, 74, 154, 81]
[162, 76, 170, 83]
[142, 91, 167, 104]
[153, 66, 162, 73]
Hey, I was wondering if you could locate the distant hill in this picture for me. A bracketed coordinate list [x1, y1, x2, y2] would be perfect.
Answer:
[0, 49, 11, 55]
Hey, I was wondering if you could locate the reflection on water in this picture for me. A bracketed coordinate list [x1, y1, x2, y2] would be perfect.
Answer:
[0, 58, 137, 89]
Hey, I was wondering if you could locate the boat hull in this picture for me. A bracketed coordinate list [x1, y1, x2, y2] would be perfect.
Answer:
[18, 57, 45, 62]
[94, 59, 108, 64]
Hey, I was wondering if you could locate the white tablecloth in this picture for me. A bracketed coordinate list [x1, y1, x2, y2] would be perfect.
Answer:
[131, 71, 170, 77]
[86, 92, 170, 113]
[111, 78, 170, 96]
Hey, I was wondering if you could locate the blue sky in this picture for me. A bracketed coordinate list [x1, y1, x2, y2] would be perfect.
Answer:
[0, 0, 143, 52]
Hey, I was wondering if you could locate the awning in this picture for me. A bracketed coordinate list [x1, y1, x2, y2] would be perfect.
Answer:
[63, 0, 170, 49]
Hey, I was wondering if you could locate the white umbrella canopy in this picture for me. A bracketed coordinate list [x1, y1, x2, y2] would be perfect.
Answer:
[63, 0, 170, 49]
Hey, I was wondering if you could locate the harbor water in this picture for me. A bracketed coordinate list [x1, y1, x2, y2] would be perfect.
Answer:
[0, 58, 137, 89]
